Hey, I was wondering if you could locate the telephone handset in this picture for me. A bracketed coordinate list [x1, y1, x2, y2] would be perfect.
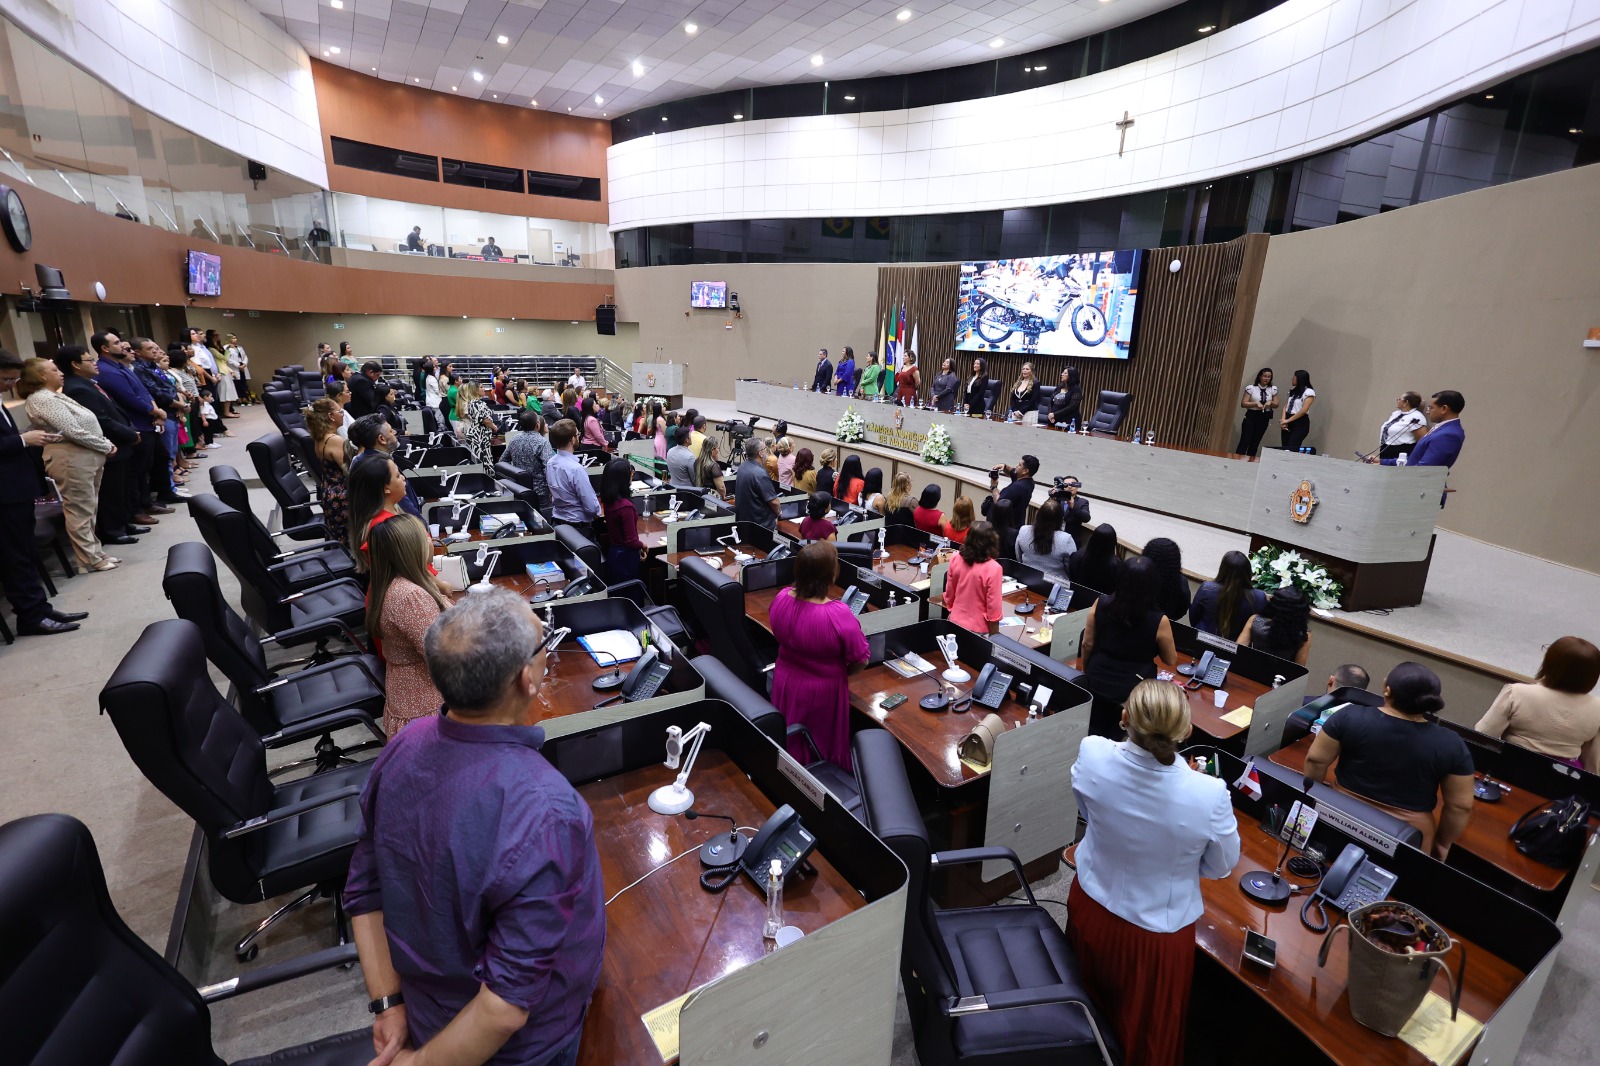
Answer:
[1045, 582, 1072, 613]
[594, 647, 672, 707]
[562, 574, 596, 599]
[742, 804, 817, 885]
[1300, 843, 1399, 931]
[766, 542, 794, 562]
[971, 662, 1016, 710]
[841, 585, 870, 615]
[1186, 650, 1232, 689]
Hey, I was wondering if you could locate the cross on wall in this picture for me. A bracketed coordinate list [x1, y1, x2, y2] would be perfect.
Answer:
[1115, 111, 1135, 156]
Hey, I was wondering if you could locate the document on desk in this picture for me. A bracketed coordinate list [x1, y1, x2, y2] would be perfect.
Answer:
[577, 629, 643, 665]
[642, 982, 712, 1063]
[1398, 991, 1482, 1065]
[1220, 705, 1255, 727]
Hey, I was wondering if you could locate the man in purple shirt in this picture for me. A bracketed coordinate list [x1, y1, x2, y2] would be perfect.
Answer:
[345, 589, 605, 1066]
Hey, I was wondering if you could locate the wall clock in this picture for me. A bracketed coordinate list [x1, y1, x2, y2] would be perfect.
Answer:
[0, 184, 30, 252]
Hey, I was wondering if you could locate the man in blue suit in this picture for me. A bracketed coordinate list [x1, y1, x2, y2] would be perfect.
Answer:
[1370, 390, 1465, 469]
[810, 348, 832, 392]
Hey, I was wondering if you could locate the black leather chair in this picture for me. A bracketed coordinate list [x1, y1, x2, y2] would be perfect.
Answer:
[247, 432, 319, 529]
[854, 729, 1118, 1066]
[100, 620, 370, 961]
[1036, 384, 1057, 410]
[694, 654, 862, 817]
[679, 556, 776, 692]
[555, 523, 603, 575]
[188, 494, 368, 656]
[208, 466, 356, 586]
[1085, 390, 1132, 435]
[262, 388, 304, 437]
[295, 370, 323, 404]
[284, 427, 324, 496]
[163, 542, 385, 769]
[983, 378, 1004, 414]
[0, 814, 370, 1066]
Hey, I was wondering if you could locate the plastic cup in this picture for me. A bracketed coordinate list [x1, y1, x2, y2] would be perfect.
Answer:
[1213, 689, 1228, 709]
[428, 524, 440, 538]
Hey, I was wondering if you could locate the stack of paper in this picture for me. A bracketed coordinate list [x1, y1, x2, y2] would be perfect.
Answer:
[576, 629, 643, 666]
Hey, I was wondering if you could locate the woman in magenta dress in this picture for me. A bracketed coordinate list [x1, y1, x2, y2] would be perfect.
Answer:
[769, 541, 870, 769]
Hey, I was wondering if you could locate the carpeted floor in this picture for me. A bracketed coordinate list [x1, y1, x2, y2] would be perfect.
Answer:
[1, 403, 1594, 1064]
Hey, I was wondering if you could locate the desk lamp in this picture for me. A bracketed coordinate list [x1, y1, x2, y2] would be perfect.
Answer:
[467, 545, 501, 593]
[442, 472, 465, 502]
[935, 633, 970, 683]
[717, 530, 754, 565]
[649, 722, 712, 815]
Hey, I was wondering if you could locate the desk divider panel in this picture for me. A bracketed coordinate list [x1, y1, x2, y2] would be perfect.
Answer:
[1242, 682, 1306, 758]
[980, 708, 1088, 882]
[837, 515, 885, 542]
[1047, 606, 1090, 661]
[663, 514, 737, 555]
[857, 600, 922, 636]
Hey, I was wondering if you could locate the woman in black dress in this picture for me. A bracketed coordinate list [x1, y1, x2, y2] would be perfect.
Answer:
[931, 358, 960, 412]
[1235, 367, 1277, 456]
[1067, 522, 1122, 610]
[1080, 555, 1179, 738]
[963, 356, 990, 415]
[1279, 370, 1315, 452]
[1008, 362, 1039, 417]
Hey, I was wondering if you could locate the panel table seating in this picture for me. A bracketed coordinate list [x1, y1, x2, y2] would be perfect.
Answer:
[1064, 745, 1562, 1066]
[539, 701, 906, 1066]
[424, 497, 552, 542]
[742, 556, 919, 638]
[443, 539, 605, 606]
[928, 557, 1062, 651]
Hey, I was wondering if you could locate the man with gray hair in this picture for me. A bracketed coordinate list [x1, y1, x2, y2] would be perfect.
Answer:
[734, 435, 780, 530]
[344, 589, 604, 1066]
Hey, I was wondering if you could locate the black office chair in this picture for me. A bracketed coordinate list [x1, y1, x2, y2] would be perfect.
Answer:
[247, 432, 320, 530]
[295, 370, 323, 404]
[679, 556, 777, 692]
[555, 523, 604, 575]
[284, 427, 324, 499]
[1085, 390, 1132, 435]
[983, 378, 1004, 414]
[100, 620, 370, 961]
[853, 729, 1119, 1066]
[694, 654, 862, 817]
[163, 542, 385, 770]
[606, 579, 689, 649]
[1037, 384, 1058, 410]
[0, 814, 370, 1066]
[188, 494, 368, 656]
[208, 466, 355, 587]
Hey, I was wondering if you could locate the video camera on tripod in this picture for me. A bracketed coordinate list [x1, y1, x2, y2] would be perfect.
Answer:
[717, 415, 762, 448]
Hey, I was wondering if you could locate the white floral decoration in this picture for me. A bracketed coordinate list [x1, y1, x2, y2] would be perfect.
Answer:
[920, 423, 954, 465]
[1250, 544, 1344, 610]
[836, 405, 866, 443]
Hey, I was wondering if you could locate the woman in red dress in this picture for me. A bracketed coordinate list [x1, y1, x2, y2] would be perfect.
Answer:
[893, 351, 921, 405]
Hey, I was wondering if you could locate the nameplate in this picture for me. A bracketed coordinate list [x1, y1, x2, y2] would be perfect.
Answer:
[1314, 800, 1399, 857]
[776, 749, 829, 811]
[988, 645, 1033, 675]
[1196, 632, 1239, 654]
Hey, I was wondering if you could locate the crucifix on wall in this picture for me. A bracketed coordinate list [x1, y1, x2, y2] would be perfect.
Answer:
[1115, 110, 1135, 156]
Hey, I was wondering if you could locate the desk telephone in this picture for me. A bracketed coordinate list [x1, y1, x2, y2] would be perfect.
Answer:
[701, 804, 817, 892]
[1300, 843, 1398, 932]
[841, 585, 870, 615]
[594, 647, 672, 708]
[1045, 583, 1072, 613]
[1185, 650, 1232, 689]
[970, 662, 1015, 711]
[766, 542, 793, 562]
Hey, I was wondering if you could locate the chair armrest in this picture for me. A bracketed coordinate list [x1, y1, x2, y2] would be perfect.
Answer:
[261, 707, 386, 747]
[279, 577, 366, 604]
[272, 519, 331, 542]
[261, 616, 369, 654]
[198, 944, 359, 1003]
[786, 723, 825, 765]
[931, 847, 1035, 904]
[947, 984, 1089, 1015]
[220, 785, 364, 839]
[272, 539, 343, 558]
[260, 656, 384, 695]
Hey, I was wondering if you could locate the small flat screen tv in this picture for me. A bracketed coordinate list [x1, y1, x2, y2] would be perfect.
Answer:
[955, 249, 1144, 359]
[186, 250, 222, 297]
[690, 280, 727, 308]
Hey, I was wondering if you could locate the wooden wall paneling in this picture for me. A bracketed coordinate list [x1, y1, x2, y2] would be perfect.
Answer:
[874, 263, 959, 397]
[1209, 234, 1271, 451]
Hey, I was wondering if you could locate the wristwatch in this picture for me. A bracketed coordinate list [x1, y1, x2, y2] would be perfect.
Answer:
[369, 992, 406, 1014]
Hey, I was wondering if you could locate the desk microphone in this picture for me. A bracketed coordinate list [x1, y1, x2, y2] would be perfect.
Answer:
[1014, 592, 1036, 615]
[917, 668, 955, 712]
[1240, 815, 1298, 904]
[591, 650, 626, 691]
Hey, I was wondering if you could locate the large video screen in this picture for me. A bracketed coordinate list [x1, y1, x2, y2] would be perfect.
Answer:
[955, 250, 1143, 359]
[689, 280, 727, 308]
[185, 250, 221, 297]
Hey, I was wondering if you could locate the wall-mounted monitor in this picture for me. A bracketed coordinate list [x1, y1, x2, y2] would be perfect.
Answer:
[955, 250, 1143, 359]
[690, 280, 727, 308]
[185, 250, 221, 297]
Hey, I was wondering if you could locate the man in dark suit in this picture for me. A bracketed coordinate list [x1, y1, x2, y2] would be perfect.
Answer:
[56, 345, 145, 545]
[810, 348, 832, 392]
[94, 331, 169, 525]
[349, 361, 382, 418]
[0, 349, 88, 635]
[983, 453, 1039, 521]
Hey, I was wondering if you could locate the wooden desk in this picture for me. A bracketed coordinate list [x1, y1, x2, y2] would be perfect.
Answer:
[1065, 657, 1268, 744]
[447, 571, 565, 603]
[663, 545, 769, 580]
[1064, 812, 1526, 1066]
[744, 585, 882, 637]
[1271, 735, 1573, 894]
[638, 511, 671, 552]
[929, 584, 1053, 651]
[848, 659, 1027, 788]
[576, 751, 866, 1066]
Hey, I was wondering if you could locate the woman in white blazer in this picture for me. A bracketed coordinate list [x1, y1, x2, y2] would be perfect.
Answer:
[1067, 679, 1241, 1066]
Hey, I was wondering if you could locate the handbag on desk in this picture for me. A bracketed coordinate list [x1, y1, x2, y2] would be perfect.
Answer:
[1508, 795, 1593, 868]
[957, 713, 1008, 769]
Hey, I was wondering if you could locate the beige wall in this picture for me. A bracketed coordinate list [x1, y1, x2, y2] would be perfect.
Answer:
[614, 263, 881, 400]
[1245, 164, 1600, 573]
[183, 311, 639, 382]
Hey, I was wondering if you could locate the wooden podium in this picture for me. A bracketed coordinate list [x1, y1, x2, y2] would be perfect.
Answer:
[631, 362, 684, 408]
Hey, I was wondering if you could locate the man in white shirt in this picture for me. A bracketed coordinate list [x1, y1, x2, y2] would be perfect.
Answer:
[567, 370, 587, 391]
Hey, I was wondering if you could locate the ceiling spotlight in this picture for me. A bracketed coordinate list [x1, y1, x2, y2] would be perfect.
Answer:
[843, 94, 856, 101]
[733, 113, 744, 119]
[594, 94, 604, 104]
[472, 70, 483, 82]
[897, 9, 911, 19]
[329, 46, 340, 54]
[1484, 93, 1495, 100]
[497, 34, 509, 44]
[1570, 128, 1583, 134]
[686, 22, 697, 34]
[413, 77, 420, 82]
[1199, 25, 1215, 33]
[452, 85, 457, 91]
[567, 106, 572, 111]
[812, 54, 824, 66]
[633, 60, 644, 77]
[492, 94, 498, 98]
[330, 0, 343, 8]
[322, 50, 329, 56]
[371, 66, 376, 71]
[990, 38, 1003, 48]
[602, 112, 607, 117]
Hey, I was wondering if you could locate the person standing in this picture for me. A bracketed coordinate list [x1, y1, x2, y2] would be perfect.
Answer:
[132, 338, 189, 501]
[225, 334, 252, 404]
[463, 382, 497, 464]
[1014, 497, 1075, 585]
[18, 358, 117, 571]
[502, 412, 554, 510]
[857, 350, 884, 399]
[734, 438, 781, 531]
[1080, 556, 1179, 738]
[832, 346, 857, 396]
[1235, 367, 1277, 456]
[344, 590, 605, 1066]
[983, 453, 1038, 522]
[665, 428, 698, 487]
[770, 541, 870, 769]
[1374, 391, 1465, 469]
[1068, 680, 1240, 1066]
[893, 351, 921, 405]
[205, 329, 238, 418]
[963, 356, 990, 415]
[811, 348, 833, 392]
[942, 521, 1004, 634]
[363, 515, 450, 735]
[1044, 366, 1083, 428]
[97, 334, 169, 522]
[0, 349, 87, 634]
[599, 458, 646, 583]
[57, 345, 141, 545]
[349, 361, 382, 419]
[546, 419, 601, 530]
[1008, 362, 1039, 417]
[480, 236, 503, 257]
[1278, 370, 1315, 452]
[1237, 586, 1312, 666]
[930, 357, 959, 413]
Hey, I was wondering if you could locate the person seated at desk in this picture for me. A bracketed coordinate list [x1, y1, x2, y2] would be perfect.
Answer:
[912, 484, 943, 535]
[943, 521, 1003, 634]
[792, 447, 817, 493]
[1014, 497, 1074, 584]
[963, 356, 990, 414]
[771, 541, 870, 770]
[364, 514, 448, 737]
[1237, 586, 1312, 666]
[940, 495, 974, 545]
[481, 236, 503, 257]
[1304, 662, 1475, 859]
[547, 419, 600, 531]
[835, 455, 865, 505]
[1068, 679, 1240, 1066]
[799, 492, 837, 541]
[1189, 550, 1265, 638]
[600, 458, 645, 584]
[1140, 537, 1191, 622]
[1007, 362, 1039, 417]
[735, 437, 780, 531]
[1067, 523, 1121, 611]
[816, 448, 837, 497]
[1476, 636, 1600, 771]
[694, 437, 728, 498]
[1080, 555, 1178, 738]
[345, 589, 605, 1066]
[665, 427, 697, 487]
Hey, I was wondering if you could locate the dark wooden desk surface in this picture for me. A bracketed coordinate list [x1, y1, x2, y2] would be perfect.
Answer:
[663, 545, 770, 579]
[638, 511, 671, 552]
[1065, 657, 1267, 742]
[848, 659, 1027, 788]
[930, 584, 1053, 650]
[447, 571, 566, 604]
[1065, 810, 1523, 1066]
[576, 751, 866, 1066]
[1271, 735, 1572, 893]
[744, 585, 882, 638]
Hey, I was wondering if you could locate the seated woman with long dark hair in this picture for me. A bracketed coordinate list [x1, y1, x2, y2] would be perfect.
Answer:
[1190, 550, 1267, 638]
[835, 454, 866, 505]
[1079, 555, 1178, 738]
[1238, 586, 1312, 666]
[1141, 537, 1191, 622]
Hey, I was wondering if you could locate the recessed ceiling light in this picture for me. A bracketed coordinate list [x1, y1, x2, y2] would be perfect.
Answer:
[685, 22, 697, 34]
[531, 100, 537, 106]
[733, 113, 743, 119]
[990, 38, 1003, 48]
[371, 67, 376, 71]
[897, 9, 911, 19]
[843, 94, 856, 101]
[323, 51, 329, 56]
[492, 94, 498, 99]
[472, 70, 483, 82]
[497, 34, 509, 44]
[633, 60, 644, 77]
[1570, 128, 1583, 134]
[414, 77, 420, 82]
[602, 112, 607, 117]
[567, 106, 572, 111]
[329, 46, 340, 54]
[1023, 66, 1031, 72]
[811, 54, 824, 66]
[661, 116, 668, 121]
[330, 0, 343, 8]
[1034, 64, 1046, 71]
[451, 85, 457, 91]
[594, 94, 604, 104]
[1199, 25, 1215, 33]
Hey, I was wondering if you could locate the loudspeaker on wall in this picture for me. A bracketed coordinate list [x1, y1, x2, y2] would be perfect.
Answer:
[596, 304, 616, 335]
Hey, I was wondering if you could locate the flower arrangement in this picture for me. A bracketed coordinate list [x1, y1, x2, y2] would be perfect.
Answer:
[920, 423, 954, 465]
[836, 405, 866, 443]
[1250, 545, 1344, 610]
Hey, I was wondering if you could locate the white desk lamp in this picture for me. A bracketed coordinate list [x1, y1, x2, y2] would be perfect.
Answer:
[649, 722, 712, 815]
[467, 545, 501, 593]
[936, 633, 970, 683]
[717, 530, 753, 565]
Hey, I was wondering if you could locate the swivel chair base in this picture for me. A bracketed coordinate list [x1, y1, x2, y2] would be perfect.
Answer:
[234, 882, 349, 963]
